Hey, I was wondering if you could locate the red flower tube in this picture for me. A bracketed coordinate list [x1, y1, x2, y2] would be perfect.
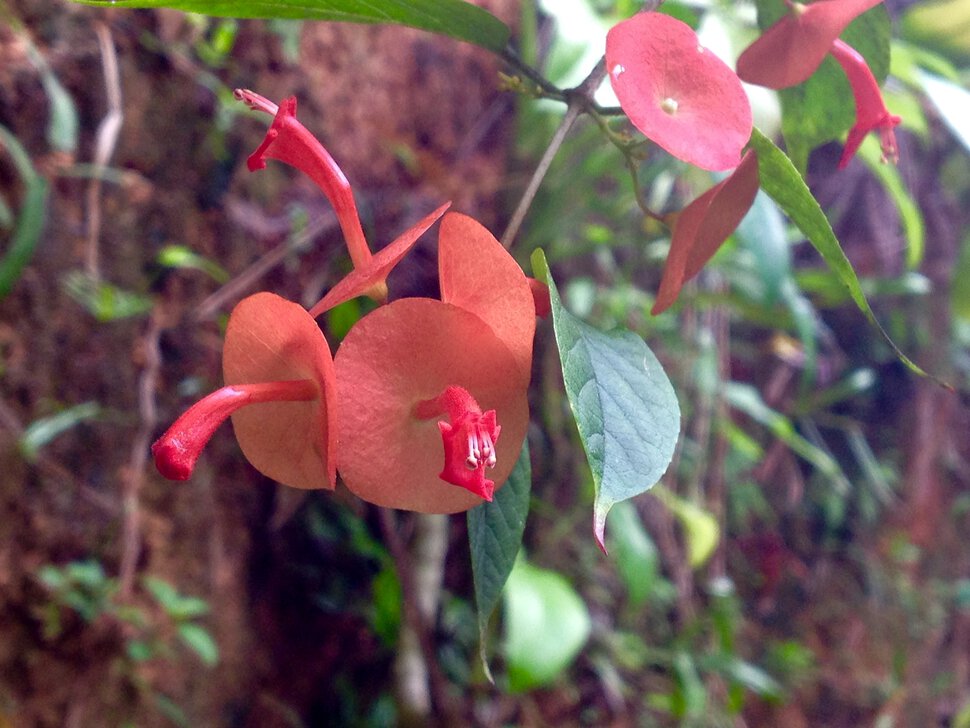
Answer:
[330, 213, 535, 513]
[236, 89, 449, 311]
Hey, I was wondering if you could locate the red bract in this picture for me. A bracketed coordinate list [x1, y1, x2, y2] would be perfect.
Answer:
[606, 12, 752, 171]
[736, 0, 884, 89]
[236, 89, 448, 312]
[331, 213, 534, 513]
[830, 39, 900, 168]
[152, 292, 337, 489]
[653, 150, 760, 314]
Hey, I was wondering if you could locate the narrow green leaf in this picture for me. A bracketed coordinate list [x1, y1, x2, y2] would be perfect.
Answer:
[70, 0, 511, 52]
[0, 124, 48, 298]
[607, 500, 659, 607]
[532, 249, 680, 552]
[19, 402, 101, 462]
[177, 623, 219, 666]
[653, 488, 719, 570]
[62, 270, 153, 321]
[749, 128, 942, 383]
[503, 557, 590, 693]
[157, 244, 230, 283]
[918, 70, 970, 155]
[468, 440, 531, 682]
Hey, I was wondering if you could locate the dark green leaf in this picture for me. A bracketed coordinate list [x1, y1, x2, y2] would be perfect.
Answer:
[749, 128, 941, 383]
[0, 124, 48, 298]
[467, 440, 530, 681]
[532, 249, 680, 551]
[503, 557, 590, 693]
[70, 0, 511, 52]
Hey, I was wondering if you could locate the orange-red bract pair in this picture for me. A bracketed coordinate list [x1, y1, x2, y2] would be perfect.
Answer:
[153, 94, 535, 514]
[736, 1, 899, 168]
[606, 12, 752, 172]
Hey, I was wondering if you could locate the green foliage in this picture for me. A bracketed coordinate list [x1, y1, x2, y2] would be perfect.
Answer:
[532, 249, 680, 550]
[62, 271, 154, 321]
[0, 124, 48, 298]
[69, 0, 511, 52]
[503, 556, 591, 692]
[468, 441, 531, 680]
[19, 402, 101, 462]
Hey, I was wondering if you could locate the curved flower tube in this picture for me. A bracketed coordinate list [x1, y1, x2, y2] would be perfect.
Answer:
[736, 0, 884, 90]
[236, 89, 449, 310]
[152, 292, 337, 490]
[606, 12, 752, 171]
[330, 212, 535, 513]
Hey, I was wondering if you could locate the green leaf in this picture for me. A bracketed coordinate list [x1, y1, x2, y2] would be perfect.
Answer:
[70, 0, 511, 52]
[19, 402, 101, 462]
[503, 557, 590, 693]
[62, 270, 153, 321]
[532, 249, 680, 552]
[0, 124, 48, 298]
[749, 128, 941, 383]
[653, 488, 719, 570]
[177, 623, 219, 666]
[918, 70, 970, 155]
[157, 245, 230, 283]
[468, 440, 531, 682]
[607, 500, 659, 607]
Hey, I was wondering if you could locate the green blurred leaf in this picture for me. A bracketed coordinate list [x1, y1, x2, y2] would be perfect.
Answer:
[157, 245, 230, 283]
[607, 500, 659, 607]
[532, 249, 680, 551]
[749, 128, 938, 381]
[503, 557, 591, 693]
[70, 0, 511, 52]
[63, 270, 153, 321]
[0, 124, 48, 298]
[654, 488, 719, 570]
[468, 440, 531, 682]
[26, 43, 79, 154]
[177, 623, 219, 666]
[19, 402, 100, 462]
[953, 233, 970, 322]
[370, 564, 402, 647]
[902, 0, 970, 61]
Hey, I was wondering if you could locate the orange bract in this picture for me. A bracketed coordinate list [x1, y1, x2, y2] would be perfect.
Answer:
[223, 292, 337, 490]
[606, 12, 752, 171]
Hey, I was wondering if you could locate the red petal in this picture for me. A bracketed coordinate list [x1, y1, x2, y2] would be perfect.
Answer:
[737, 0, 884, 89]
[223, 292, 338, 489]
[437, 212, 536, 385]
[334, 298, 529, 514]
[652, 151, 760, 314]
[308, 202, 451, 317]
[606, 12, 752, 171]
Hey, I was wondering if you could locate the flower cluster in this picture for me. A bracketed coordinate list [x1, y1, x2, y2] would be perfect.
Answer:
[152, 92, 541, 514]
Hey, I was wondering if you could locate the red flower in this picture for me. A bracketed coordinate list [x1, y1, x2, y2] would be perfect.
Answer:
[330, 212, 535, 513]
[606, 12, 752, 171]
[652, 151, 760, 314]
[152, 292, 337, 489]
[236, 89, 448, 313]
[736, 0, 884, 90]
[829, 39, 900, 168]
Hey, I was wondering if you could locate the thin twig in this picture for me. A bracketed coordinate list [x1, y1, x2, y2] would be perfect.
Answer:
[118, 307, 163, 599]
[85, 22, 123, 281]
[500, 58, 608, 248]
[378, 508, 460, 727]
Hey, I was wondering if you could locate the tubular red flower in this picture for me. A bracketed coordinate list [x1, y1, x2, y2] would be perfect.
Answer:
[237, 89, 448, 307]
[736, 0, 884, 89]
[829, 39, 900, 168]
[153, 292, 338, 490]
[330, 212, 535, 513]
[606, 12, 752, 171]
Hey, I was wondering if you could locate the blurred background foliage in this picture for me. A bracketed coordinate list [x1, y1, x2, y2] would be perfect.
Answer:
[1, 0, 969, 725]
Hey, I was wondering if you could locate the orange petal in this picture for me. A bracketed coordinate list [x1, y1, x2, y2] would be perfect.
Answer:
[437, 212, 536, 385]
[223, 292, 338, 489]
[652, 151, 760, 314]
[737, 0, 884, 89]
[308, 202, 451, 317]
[334, 298, 529, 513]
